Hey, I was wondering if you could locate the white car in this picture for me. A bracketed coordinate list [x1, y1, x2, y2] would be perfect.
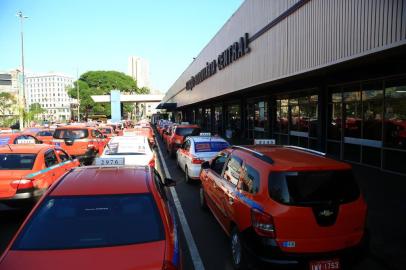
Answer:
[176, 135, 229, 183]
[100, 136, 155, 166]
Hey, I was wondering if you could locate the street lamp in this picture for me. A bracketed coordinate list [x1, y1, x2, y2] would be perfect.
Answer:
[17, 11, 28, 129]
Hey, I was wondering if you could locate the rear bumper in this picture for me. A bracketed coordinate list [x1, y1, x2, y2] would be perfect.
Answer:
[0, 188, 45, 209]
[241, 229, 367, 268]
[188, 164, 202, 179]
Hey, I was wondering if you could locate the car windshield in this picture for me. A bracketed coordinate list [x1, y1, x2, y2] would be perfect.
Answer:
[268, 170, 360, 206]
[0, 154, 37, 170]
[194, 141, 229, 153]
[12, 194, 164, 250]
[53, 129, 88, 139]
[175, 127, 201, 136]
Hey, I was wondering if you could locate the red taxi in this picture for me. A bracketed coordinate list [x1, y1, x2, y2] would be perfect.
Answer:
[98, 126, 115, 142]
[52, 126, 107, 165]
[0, 164, 181, 270]
[165, 124, 200, 157]
[0, 133, 42, 145]
[0, 144, 79, 209]
[200, 144, 367, 269]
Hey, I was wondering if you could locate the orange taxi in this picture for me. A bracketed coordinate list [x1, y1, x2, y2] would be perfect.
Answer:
[0, 144, 79, 209]
[200, 143, 367, 269]
[0, 133, 42, 145]
[51, 126, 107, 165]
[165, 124, 200, 157]
[0, 163, 181, 270]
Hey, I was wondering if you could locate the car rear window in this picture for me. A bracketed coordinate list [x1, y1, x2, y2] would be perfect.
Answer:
[53, 129, 88, 139]
[268, 170, 360, 206]
[0, 154, 36, 170]
[12, 194, 164, 250]
[194, 141, 229, 153]
[37, 131, 53, 136]
[175, 127, 201, 136]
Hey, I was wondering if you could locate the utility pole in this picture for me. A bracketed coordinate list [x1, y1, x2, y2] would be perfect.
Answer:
[17, 11, 28, 129]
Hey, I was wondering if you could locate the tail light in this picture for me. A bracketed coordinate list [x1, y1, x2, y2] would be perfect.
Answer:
[148, 157, 155, 167]
[191, 157, 203, 164]
[251, 208, 276, 238]
[162, 261, 177, 270]
[10, 179, 33, 190]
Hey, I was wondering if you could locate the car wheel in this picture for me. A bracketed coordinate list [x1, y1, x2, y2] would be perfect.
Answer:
[185, 166, 190, 184]
[230, 227, 248, 270]
[199, 186, 208, 210]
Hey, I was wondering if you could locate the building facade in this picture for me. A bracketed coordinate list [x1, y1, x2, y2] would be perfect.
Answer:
[162, 0, 406, 176]
[25, 73, 75, 122]
[0, 69, 23, 119]
[127, 56, 150, 88]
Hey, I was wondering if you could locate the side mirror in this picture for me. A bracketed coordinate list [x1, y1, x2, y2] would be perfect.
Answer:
[164, 178, 176, 187]
[201, 161, 210, 169]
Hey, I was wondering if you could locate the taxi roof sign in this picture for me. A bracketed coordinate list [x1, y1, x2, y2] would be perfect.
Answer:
[254, 139, 276, 145]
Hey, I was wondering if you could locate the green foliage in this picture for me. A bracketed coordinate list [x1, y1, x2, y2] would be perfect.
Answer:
[67, 71, 148, 119]
[0, 92, 16, 115]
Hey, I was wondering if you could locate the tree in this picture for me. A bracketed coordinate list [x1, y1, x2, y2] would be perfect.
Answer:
[0, 92, 16, 116]
[67, 71, 145, 119]
[28, 103, 46, 120]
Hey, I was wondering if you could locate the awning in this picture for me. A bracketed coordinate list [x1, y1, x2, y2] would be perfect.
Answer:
[156, 103, 177, 110]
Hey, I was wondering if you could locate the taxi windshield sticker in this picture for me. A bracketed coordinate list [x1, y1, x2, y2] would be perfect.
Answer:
[0, 137, 10, 145]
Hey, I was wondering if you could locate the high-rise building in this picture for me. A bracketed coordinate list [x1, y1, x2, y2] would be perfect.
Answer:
[25, 73, 75, 122]
[127, 56, 150, 88]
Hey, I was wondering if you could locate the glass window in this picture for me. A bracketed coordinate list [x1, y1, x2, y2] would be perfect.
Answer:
[268, 170, 360, 206]
[226, 104, 241, 141]
[0, 154, 37, 170]
[223, 155, 242, 186]
[53, 129, 88, 139]
[56, 149, 70, 162]
[384, 79, 406, 149]
[44, 151, 59, 167]
[12, 194, 164, 250]
[328, 91, 342, 140]
[214, 106, 223, 136]
[362, 82, 383, 141]
[343, 87, 362, 138]
[175, 127, 201, 137]
[240, 164, 260, 194]
[289, 98, 300, 131]
[194, 141, 229, 153]
[204, 108, 211, 132]
[211, 154, 228, 175]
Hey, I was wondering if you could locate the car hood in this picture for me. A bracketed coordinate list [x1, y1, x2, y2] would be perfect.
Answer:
[0, 241, 165, 270]
[0, 170, 33, 198]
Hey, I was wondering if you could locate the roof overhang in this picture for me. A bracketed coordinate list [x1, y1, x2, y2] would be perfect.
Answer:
[156, 103, 177, 110]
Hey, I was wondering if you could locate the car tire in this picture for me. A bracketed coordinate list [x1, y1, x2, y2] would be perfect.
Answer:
[230, 227, 248, 270]
[199, 186, 208, 210]
[185, 166, 190, 184]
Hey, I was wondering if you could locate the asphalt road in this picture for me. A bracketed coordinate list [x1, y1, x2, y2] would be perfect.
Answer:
[0, 133, 391, 270]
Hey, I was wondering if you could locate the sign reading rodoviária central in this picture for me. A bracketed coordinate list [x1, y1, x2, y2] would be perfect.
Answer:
[186, 33, 251, 90]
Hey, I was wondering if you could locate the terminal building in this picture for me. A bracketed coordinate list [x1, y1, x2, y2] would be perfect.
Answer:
[161, 0, 406, 176]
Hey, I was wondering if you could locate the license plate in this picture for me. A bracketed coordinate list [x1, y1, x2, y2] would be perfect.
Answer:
[95, 157, 125, 166]
[309, 258, 340, 270]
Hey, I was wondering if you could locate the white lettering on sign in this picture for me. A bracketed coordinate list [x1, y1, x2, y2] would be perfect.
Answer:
[254, 139, 275, 145]
[95, 157, 125, 166]
[16, 139, 36, 144]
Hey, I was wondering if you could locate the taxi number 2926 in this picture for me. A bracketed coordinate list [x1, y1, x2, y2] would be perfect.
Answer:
[95, 157, 125, 166]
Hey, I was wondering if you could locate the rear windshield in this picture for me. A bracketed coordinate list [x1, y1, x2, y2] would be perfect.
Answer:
[53, 129, 88, 139]
[175, 127, 201, 136]
[268, 170, 360, 206]
[194, 141, 229, 153]
[37, 131, 53, 136]
[0, 137, 10, 145]
[12, 194, 164, 250]
[0, 154, 37, 170]
[105, 143, 148, 155]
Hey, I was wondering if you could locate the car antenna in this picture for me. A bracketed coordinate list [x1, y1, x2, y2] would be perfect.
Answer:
[6, 144, 12, 151]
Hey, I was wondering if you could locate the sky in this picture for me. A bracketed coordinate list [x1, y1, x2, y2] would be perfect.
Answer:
[0, 0, 243, 92]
